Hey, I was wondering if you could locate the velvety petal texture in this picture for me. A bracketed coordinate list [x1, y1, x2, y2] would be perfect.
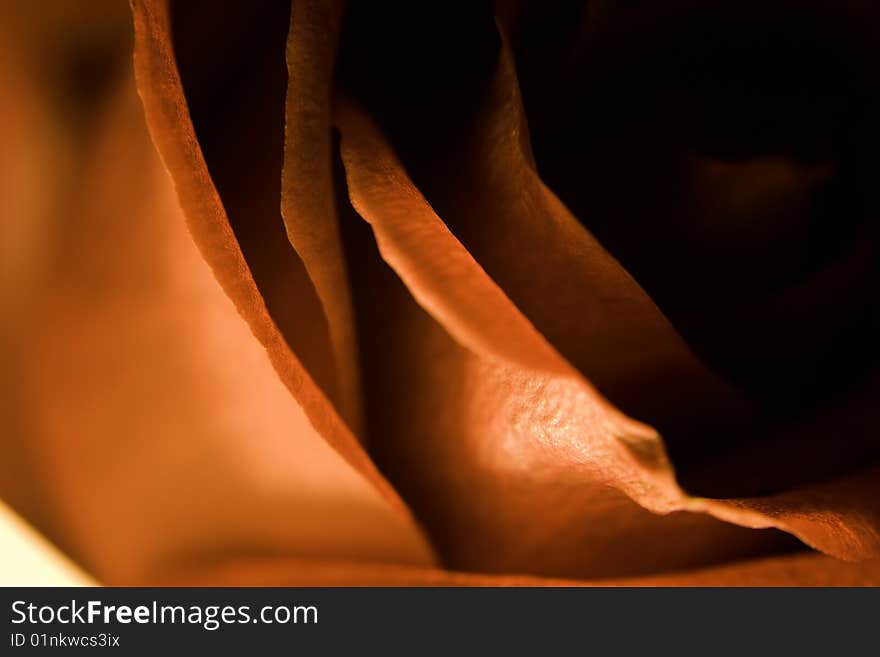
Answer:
[1, 0, 878, 585]
[1, 0, 432, 584]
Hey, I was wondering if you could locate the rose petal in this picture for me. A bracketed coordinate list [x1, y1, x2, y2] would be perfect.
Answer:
[335, 32, 880, 573]
[0, 6, 433, 583]
[161, 551, 880, 586]
[130, 0, 406, 509]
[502, 1, 880, 493]
[280, 0, 363, 433]
[164, 0, 345, 415]
[336, 99, 797, 578]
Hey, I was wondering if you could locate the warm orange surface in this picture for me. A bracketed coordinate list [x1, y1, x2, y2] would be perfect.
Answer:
[1, 0, 878, 585]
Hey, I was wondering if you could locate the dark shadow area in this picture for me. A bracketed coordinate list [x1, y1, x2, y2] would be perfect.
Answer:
[170, 0, 340, 404]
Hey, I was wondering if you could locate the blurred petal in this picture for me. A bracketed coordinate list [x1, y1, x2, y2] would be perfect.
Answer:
[14, 0, 867, 586]
[163, 552, 880, 587]
[1, 5, 433, 583]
